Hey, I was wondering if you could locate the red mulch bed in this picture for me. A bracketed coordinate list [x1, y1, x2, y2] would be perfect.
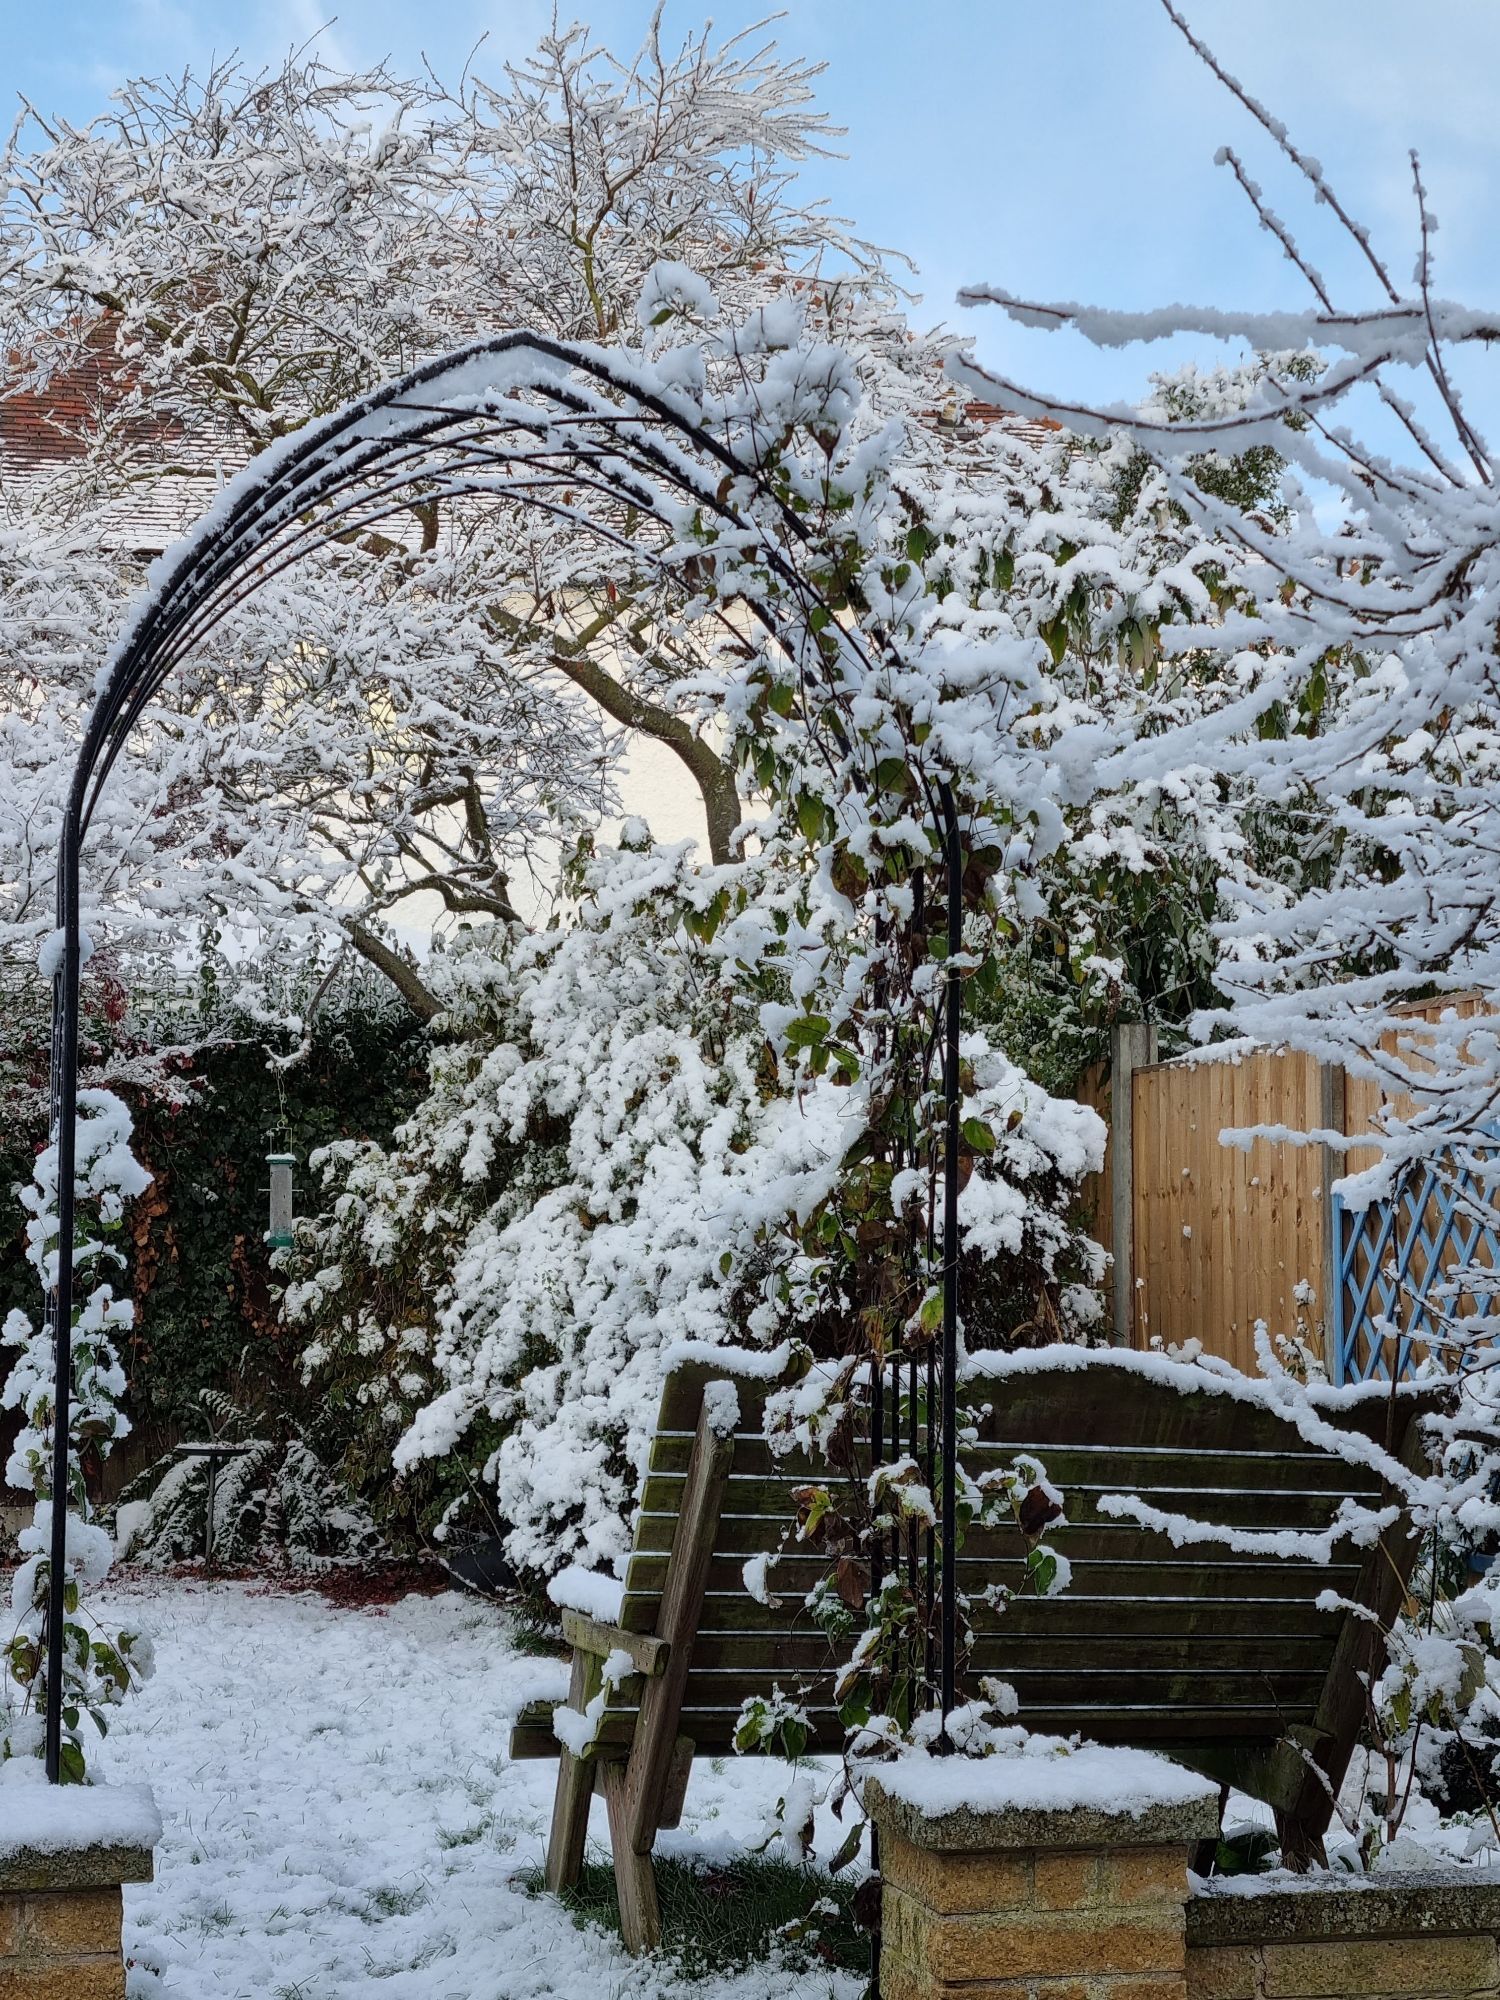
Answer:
[87, 1556, 452, 1611]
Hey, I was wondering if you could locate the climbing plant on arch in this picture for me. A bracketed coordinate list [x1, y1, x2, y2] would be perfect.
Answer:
[27, 312, 1109, 1783]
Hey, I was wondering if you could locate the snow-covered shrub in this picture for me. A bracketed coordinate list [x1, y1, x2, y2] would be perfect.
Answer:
[288, 828, 1106, 1579]
[114, 1390, 382, 1572]
[2, 1088, 154, 1779]
[1316, 1361, 1500, 1866]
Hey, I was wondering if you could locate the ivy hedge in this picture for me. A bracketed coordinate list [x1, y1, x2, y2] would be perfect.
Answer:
[1, 985, 427, 1463]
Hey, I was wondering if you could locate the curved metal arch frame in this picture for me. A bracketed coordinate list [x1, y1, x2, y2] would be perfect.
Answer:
[40, 328, 964, 1781]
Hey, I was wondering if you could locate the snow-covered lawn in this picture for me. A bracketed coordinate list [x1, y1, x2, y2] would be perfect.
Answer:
[93, 1577, 861, 2000]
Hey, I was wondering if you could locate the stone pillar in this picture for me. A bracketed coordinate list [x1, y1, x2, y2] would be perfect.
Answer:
[0, 1833, 155, 1999]
[865, 1777, 1217, 2000]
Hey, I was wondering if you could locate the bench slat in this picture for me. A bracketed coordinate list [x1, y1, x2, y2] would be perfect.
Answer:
[675, 1664, 1329, 1709]
[634, 1486, 1370, 1544]
[622, 1546, 1364, 1604]
[687, 1631, 1334, 1674]
[698, 1593, 1339, 1639]
[652, 1359, 1427, 1460]
[508, 1695, 1320, 1764]
[646, 1433, 1387, 1495]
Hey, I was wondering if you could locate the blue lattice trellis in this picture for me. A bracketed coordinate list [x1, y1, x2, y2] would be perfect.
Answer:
[1332, 1147, 1500, 1384]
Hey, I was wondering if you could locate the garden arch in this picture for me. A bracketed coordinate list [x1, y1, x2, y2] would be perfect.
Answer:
[39, 329, 970, 1781]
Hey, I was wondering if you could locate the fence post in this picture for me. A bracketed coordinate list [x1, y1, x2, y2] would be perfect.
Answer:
[1318, 1062, 1347, 1381]
[1110, 1022, 1158, 1348]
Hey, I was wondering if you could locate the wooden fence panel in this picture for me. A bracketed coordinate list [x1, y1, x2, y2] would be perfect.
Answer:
[1130, 1048, 1331, 1372]
[1074, 1059, 1114, 1270]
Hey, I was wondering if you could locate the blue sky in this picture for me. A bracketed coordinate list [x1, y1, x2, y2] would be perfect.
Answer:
[5, 0, 1500, 420]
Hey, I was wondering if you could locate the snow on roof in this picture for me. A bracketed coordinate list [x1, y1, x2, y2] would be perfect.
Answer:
[2, 319, 1066, 558]
[2, 328, 233, 555]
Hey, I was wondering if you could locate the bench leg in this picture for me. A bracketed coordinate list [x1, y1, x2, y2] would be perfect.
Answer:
[1275, 1807, 1329, 1872]
[657, 1734, 694, 1832]
[600, 1757, 661, 1953]
[545, 1651, 599, 1893]
[545, 1748, 594, 1892]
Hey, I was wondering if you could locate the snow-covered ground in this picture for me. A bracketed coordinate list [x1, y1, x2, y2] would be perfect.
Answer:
[90, 1578, 861, 2000]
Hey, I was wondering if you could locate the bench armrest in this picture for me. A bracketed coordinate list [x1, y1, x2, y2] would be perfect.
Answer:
[560, 1609, 668, 1678]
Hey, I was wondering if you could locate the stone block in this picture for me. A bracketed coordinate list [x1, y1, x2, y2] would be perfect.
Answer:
[0, 1963, 125, 2000]
[1033, 1852, 1102, 1909]
[923, 1912, 1187, 1985]
[0, 1894, 17, 1958]
[1260, 1932, 1500, 1997]
[876, 1961, 929, 2000]
[1097, 1978, 1189, 2000]
[1103, 1847, 1195, 1907]
[881, 1827, 1034, 1914]
[19, 1886, 122, 1955]
[864, 1778, 1219, 1858]
[1188, 1873, 1500, 1950]
[0, 1844, 153, 1896]
[1187, 1942, 1258, 2000]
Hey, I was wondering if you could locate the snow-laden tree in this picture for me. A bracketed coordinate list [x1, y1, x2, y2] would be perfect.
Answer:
[952, 1, 1500, 1227]
[0, 25, 952, 1014]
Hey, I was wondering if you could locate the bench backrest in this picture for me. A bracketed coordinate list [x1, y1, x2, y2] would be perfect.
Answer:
[586, 1349, 1427, 1800]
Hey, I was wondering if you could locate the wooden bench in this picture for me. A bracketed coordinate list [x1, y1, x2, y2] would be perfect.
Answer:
[509, 1347, 1436, 1952]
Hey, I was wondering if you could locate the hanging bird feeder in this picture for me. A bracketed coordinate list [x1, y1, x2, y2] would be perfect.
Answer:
[265, 1151, 296, 1249]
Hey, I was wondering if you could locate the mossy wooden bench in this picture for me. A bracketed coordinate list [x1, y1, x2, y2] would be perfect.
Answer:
[509, 1347, 1435, 1953]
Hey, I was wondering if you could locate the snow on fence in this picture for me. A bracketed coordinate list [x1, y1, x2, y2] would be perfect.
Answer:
[1078, 999, 1495, 1381]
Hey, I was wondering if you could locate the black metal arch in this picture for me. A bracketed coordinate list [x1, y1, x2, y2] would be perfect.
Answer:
[40, 329, 963, 1781]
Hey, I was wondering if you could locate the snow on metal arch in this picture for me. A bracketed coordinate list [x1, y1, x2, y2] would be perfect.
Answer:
[39, 328, 851, 1782]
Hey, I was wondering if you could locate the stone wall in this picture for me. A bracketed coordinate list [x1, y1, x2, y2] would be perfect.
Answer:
[1188, 1874, 1500, 2000]
[0, 1839, 153, 2000]
[866, 1771, 1500, 2000]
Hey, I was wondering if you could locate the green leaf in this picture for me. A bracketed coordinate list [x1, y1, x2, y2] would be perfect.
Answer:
[784, 1015, 831, 1049]
[779, 1717, 808, 1761]
[828, 1821, 865, 1873]
[961, 1117, 996, 1156]
[1025, 1547, 1059, 1597]
[1040, 615, 1069, 666]
[838, 1682, 872, 1732]
[796, 793, 828, 842]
